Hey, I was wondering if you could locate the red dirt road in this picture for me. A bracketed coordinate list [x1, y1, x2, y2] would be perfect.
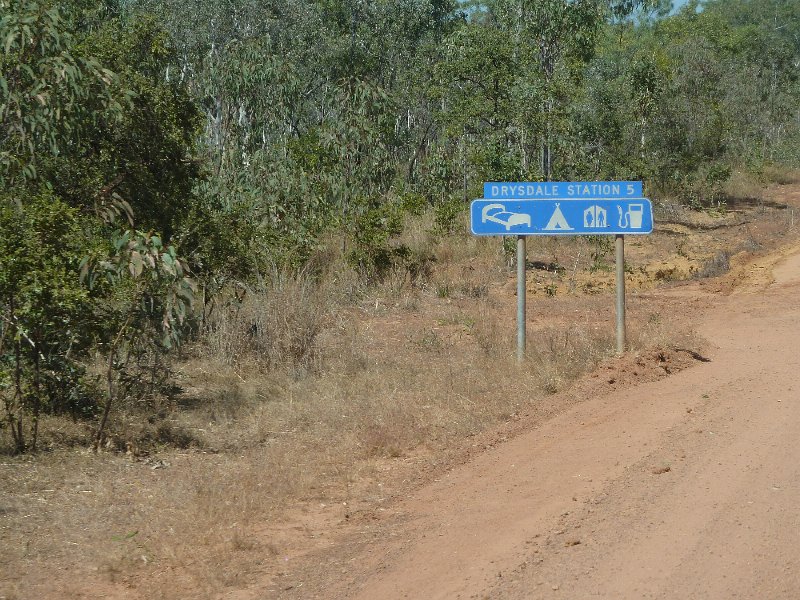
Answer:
[277, 245, 800, 599]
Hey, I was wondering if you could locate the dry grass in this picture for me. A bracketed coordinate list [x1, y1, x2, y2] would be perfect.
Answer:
[723, 169, 765, 203]
[695, 250, 732, 279]
[201, 270, 330, 375]
[761, 165, 800, 186]
[528, 324, 615, 393]
[1, 259, 638, 598]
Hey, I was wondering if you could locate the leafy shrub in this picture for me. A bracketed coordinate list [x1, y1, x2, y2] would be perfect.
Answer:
[433, 194, 468, 236]
[0, 191, 99, 452]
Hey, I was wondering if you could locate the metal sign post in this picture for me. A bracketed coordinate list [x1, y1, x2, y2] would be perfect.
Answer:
[470, 181, 652, 361]
[517, 235, 526, 362]
[615, 234, 626, 355]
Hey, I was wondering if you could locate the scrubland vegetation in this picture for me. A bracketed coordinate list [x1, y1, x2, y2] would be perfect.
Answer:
[2, 1, 800, 594]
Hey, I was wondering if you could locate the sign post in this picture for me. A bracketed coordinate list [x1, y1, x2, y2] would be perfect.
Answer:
[470, 182, 652, 361]
[517, 235, 526, 362]
[615, 234, 626, 355]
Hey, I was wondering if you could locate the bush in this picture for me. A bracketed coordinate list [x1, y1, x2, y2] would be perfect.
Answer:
[203, 273, 328, 375]
[0, 191, 99, 452]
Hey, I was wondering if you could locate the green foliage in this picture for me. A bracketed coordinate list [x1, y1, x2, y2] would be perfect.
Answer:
[1, 0, 202, 452]
[0, 0, 120, 184]
[586, 235, 614, 272]
[58, 12, 202, 240]
[576, 0, 800, 199]
[347, 201, 407, 279]
[434, 194, 467, 235]
[81, 227, 197, 448]
[0, 191, 98, 452]
[82, 230, 196, 349]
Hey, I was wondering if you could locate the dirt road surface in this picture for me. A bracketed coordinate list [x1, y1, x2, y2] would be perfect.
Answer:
[275, 244, 800, 599]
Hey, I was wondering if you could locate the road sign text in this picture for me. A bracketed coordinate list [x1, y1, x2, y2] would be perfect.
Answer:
[484, 181, 642, 200]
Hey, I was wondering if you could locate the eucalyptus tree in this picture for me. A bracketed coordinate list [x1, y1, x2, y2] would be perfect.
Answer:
[571, 0, 800, 203]
[125, 0, 467, 274]
[433, 22, 519, 190]
[435, 0, 660, 185]
[0, 0, 117, 451]
[703, 0, 800, 164]
[1, 0, 202, 452]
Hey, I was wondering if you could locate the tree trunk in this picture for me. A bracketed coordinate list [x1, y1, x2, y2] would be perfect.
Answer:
[94, 317, 131, 451]
[30, 338, 40, 452]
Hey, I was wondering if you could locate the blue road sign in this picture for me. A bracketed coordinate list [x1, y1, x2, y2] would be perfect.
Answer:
[484, 181, 642, 200]
[470, 198, 653, 236]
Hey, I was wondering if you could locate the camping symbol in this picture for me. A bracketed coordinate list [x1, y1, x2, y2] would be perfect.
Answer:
[583, 205, 607, 228]
[543, 203, 574, 231]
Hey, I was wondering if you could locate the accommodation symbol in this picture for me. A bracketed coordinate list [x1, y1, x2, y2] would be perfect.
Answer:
[544, 203, 574, 231]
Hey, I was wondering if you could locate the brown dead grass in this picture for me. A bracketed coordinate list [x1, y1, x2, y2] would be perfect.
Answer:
[3, 183, 800, 599]
[761, 165, 800, 186]
[0, 299, 680, 598]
